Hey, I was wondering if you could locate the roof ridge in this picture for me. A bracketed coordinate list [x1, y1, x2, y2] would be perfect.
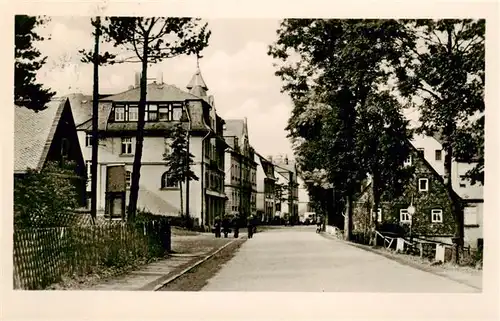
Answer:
[36, 98, 68, 170]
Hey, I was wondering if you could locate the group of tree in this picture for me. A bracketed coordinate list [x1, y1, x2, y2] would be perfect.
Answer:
[269, 19, 484, 262]
[15, 15, 210, 225]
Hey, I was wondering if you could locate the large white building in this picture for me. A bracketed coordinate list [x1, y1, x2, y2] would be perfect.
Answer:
[70, 68, 227, 227]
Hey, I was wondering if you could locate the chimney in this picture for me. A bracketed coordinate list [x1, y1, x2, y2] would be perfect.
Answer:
[157, 71, 163, 85]
[134, 72, 141, 88]
[284, 155, 289, 165]
[267, 155, 273, 162]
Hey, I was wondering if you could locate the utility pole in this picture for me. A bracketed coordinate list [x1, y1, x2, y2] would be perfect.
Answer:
[90, 16, 101, 224]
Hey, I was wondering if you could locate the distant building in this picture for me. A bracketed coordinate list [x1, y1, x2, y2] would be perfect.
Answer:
[272, 155, 299, 222]
[69, 68, 227, 227]
[223, 118, 257, 221]
[255, 153, 277, 223]
[14, 97, 87, 207]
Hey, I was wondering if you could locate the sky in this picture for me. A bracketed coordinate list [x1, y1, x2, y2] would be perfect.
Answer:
[35, 17, 294, 160]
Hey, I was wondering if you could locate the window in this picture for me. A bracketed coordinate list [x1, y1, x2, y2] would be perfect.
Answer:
[114, 106, 125, 121]
[121, 137, 133, 155]
[431, 209, 443, 223]
[159, 105, 171, 121]
[376, 208, 382, 223]
[459, 175, 467, 188]
[172, 105, 183, 121]
[147, 104, 158, 121]
[403, 155, 412, 166]
[435, 149, 442, 161]
[126, 171, 131, 188]
[417, 148, 424, 157]
[61, 138, 69, 158]
[400, 209, 410, 223]
[161, 172, 177, 188]
[418, 178, 429, 192]
[86, 161, 92, 184]
[464, 207, 478, 225]
[128, 105, 139, 121]
[85, 133, 92, 147]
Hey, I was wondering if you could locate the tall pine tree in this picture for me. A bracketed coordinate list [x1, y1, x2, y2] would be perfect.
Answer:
[15, 15, 54, 111]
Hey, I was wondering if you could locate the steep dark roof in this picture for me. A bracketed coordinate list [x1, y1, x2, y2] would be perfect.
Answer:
[101, 83, 201, 102]
[14, 98, 70, 173]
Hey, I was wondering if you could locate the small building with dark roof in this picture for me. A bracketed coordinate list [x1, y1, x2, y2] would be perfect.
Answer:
[14, 97, 87, 207]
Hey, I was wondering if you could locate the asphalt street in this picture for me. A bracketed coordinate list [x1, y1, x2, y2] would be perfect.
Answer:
[202, 226, 479, 292]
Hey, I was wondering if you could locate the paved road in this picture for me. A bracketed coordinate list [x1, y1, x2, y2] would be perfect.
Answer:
[202, 226, 479, 292]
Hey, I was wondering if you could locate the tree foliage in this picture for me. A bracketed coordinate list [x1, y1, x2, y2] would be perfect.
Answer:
[395, 19, 484, 185]
[14, 161, 80, 228]
[15, 15, 55, 111]
[85, 17, 210, 222]
[269, 19, 413, 238]
[394, 19, 484, 255]
[163, 123, 199, 220]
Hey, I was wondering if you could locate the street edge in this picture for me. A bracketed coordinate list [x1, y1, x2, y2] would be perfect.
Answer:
[153, 237, 242, 291]
[319, 232, 482, 291]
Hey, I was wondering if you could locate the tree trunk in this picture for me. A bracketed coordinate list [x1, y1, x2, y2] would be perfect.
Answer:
[185, 133, 190, 223]
[370, 171, 381, 246]
[344, 195, 353, 241]
[127, 32, 149, 222]
[444, 144, 464, 264]
[90, 16, 100, 225]
[179, 181, 184, 218]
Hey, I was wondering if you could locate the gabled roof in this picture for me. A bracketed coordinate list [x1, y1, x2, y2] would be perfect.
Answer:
[65, 93, 93, 127]
[224, 119, 245, 138]
[101, 83, 201, 102]
[14, 98, 70, 173]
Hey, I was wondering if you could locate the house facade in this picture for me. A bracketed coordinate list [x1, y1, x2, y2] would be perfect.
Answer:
[411, 134, 484, 248]
[272, 155, 299, 222]
[255, 153, 277, 223]
[14, 97, 87, 207]
[353, 135, 483, 248]
[70, 69, 226, 227]
[223, 119, 258, 221]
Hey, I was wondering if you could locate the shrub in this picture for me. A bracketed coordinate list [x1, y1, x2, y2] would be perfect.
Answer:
[14, 161, 81, 228]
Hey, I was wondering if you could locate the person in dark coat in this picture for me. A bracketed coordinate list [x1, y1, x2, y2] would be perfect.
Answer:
[232, 214, 239, 238]
[214, 216, 221, 238]
[222, 215, 230, 238]
[247, 215, 254, 239]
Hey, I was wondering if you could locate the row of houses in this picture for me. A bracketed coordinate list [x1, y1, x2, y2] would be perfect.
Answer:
[14, 66, 299, 228]
[351, 134, 484, 249]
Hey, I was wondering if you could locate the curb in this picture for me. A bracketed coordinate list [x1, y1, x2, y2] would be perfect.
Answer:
[153, 238, 242, 291]
[319, 232, 482, 291]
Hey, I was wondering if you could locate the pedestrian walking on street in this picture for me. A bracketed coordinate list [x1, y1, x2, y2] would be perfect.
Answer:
[214, 216, 221, 238]
[247, 215, 254, 239]
[222, 215, 230, 238]
[316, 215, 323, 233]
[232, 214, 240, 238]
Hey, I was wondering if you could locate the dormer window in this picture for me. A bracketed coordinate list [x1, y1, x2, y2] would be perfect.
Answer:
[128, 105, 138, 121]
[115, 105, 125, 121]
[112, 102, 184, 122]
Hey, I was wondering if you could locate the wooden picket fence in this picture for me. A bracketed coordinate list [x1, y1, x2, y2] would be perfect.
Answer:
[13, 220, 171, 290]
